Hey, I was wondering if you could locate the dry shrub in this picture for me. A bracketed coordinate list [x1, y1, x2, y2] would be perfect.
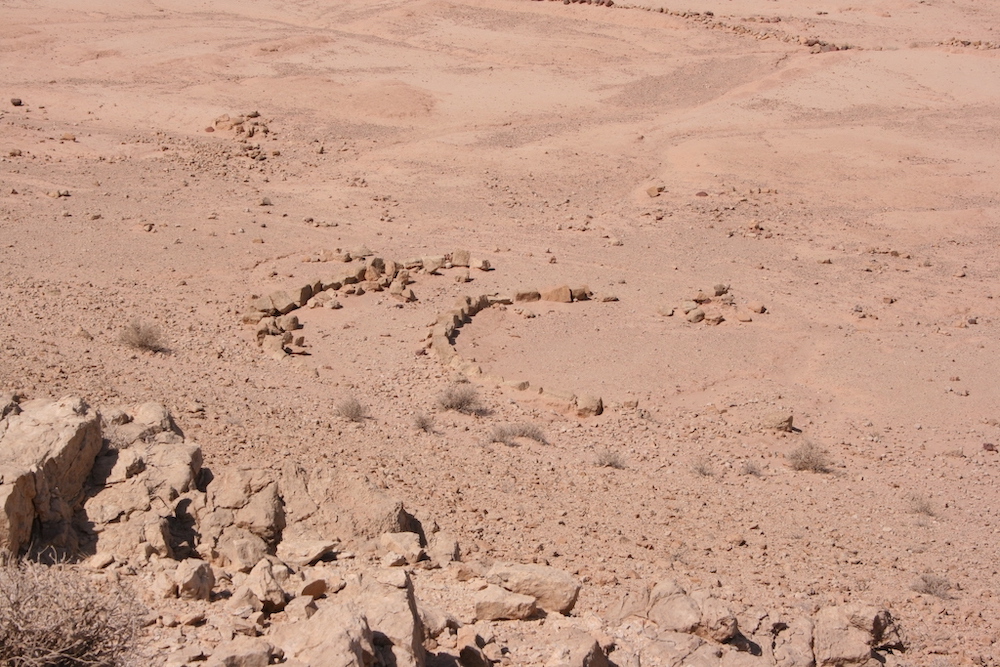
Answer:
[438, 384, 486, 415]
[0, 558, 144, 667]
[119, 320, 167, 353]
[413, 412, 435, 433]
[908, 493, 935, 517]
[487, 423, 548, 446]
[335, 396, 368, 422]
[691, 457, 714, 477]
[740, 459, 763, 477]
[787, 441, 831, 473]
[911, 574, 952, 599]
[595, 448, 626, 470]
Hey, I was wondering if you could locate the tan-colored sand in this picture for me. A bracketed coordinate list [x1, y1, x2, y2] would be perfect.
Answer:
[2, 0, 1000, 662]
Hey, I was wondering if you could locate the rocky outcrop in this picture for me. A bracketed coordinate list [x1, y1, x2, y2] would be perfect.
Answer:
[0, 397, 906, 667]
[0, 396, 103, 554]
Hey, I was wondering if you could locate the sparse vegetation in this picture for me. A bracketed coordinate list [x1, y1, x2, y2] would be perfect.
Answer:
[787, 441, 832, 473]
[595, 448, 627, 470]
[691, 457, 715, 477]
[911, 574, 952, 599]
[487, 423, 548, 446]
[119, 319, 167, 353]
[908, 493, 936, 517]
[0, 557, 144, 667]
[335, 396, 368, 422]
[438, 384, 486, 416]
[413, 412, 434, 433]
[740, 459, 764, 477]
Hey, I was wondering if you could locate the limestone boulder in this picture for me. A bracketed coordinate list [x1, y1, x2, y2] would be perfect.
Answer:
[541, 285, 572, 303]
[217, 526, 270, 572]
[452, 249, 471, 267]
[487, 563, 581, 614]
[763, 412, 794, 432]
[546, 628, 608, 667]
[244, 558, 287, 612]
[378, 531, 424, 565]
[694, 595, 740, 643]
[143, 441, 203, 503]
[204, 637, 274, 667]
[276, 538, 337, 566]
[0, 397, 103, 554]
[648, 592, 702, 634]
[475, 584, 537, 621]
[235, 481, 285, 545]
[175, 559, 215, 600]
[344, 570, 425, 667]
[813, 605, 900, 667]
[269, 602, 377, 667]
[575, 395, 603, 418]
[773, 617, 815, 667]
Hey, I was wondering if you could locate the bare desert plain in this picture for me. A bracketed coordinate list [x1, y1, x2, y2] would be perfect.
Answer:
[2, 0, 1000, 665]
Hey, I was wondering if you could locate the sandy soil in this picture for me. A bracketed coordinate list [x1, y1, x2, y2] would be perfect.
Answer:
[3, 0, 1000, 663]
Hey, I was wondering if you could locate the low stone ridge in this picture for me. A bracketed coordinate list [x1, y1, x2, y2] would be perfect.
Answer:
[426, 292, 606, 418]
[243, 249, 485, 361]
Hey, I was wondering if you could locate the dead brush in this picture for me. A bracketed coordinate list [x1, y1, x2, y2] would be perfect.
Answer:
[911, 574, 952, 599]
[787, 441, 832, 473]
[438, 384, 487, 416]
[595, 448, 627, 470]
[740, 459, 764, 477]
[335, 396, 368, 422]
[691, 457, 715, 477]
[487, 423, 548, 446]
[0, 557, 145, 667]
[119, 319, 168, 353]
[413, 412, 435, 433]
[908, 493, 936, 517]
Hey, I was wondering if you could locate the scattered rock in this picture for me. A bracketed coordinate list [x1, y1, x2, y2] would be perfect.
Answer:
[174, 559, 215, 601]
[762, 412, 794, 432]
[276, 539, 338, 566]
[515, 290, 541, 303]
[686, 308, 705, 323]
[452, 249, 471, 267]
[541, 286, 573, 303]
[487, 563, 581, 614]
[204, 637, 274, 667]
[576, 394, 603, 418]
[475, 584, 537, 621]
[546, 628, 609, 667]
[378, 531, 424, 565]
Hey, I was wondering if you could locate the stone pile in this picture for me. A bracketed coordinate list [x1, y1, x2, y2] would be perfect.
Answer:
[660, 284, 766, 325]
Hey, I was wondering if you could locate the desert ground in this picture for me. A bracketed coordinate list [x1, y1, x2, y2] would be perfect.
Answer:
[2, 0, 1000, 665]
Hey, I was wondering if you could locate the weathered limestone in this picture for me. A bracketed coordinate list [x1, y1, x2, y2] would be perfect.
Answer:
[487, 563, 581, 614]
[0, 397, 103, 554]
[475, 584, 537, 621]
[541, 285, 573, 303]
